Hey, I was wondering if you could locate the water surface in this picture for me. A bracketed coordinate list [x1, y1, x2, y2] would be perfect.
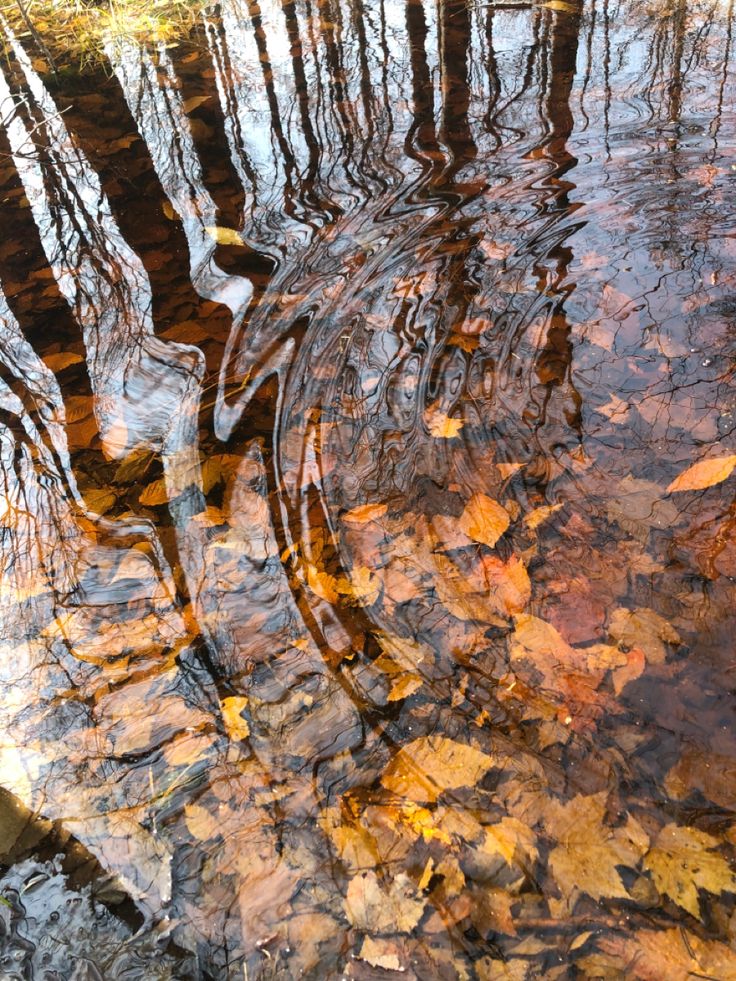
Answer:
[1, 0, 736, 976]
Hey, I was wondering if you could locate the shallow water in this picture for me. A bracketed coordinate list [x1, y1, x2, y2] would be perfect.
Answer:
[1, 0, 736, 976]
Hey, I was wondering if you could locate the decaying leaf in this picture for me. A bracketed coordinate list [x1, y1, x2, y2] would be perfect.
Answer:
[643, 823, 736, 917]
[608, 607, 680, 664]
[382, 735, 496, 803]
[597, 927, 736, 981]
[667, 454, 736, 493]
[345, 870, 425, 933]
[459, 493, 510, 548]
[605, 476, 678, 541]
[357, 936, 403, 971]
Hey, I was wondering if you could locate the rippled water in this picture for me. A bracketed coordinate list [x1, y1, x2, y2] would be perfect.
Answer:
[1, 0, 736, 976]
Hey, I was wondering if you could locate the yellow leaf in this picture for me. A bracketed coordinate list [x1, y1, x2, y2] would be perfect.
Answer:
[184, 803, 221, 841]
[336, 566, 381, 606]
[183, 95, 211, 113]
[497, 462, 523, 479]
[382, 735, 496, 803]
[459, 493, 510, 548]
[342, 502, 388, 524]
[480, 817, 538, 868]
[162, 201, 178, 221]
[221, 696, 250, 741]
[388, 673, 423, 702]
[667, 454, 736, 492]
[425, 410, 464, 438]
[43, 351, 83, 372]
[205, 225, 244, 247]
[524, 502, 563, 531]
[643, 824, 736, 918]
[544, 793, 649, 902]
[541, 0, 580, 11]
[306, 564, 340, 603]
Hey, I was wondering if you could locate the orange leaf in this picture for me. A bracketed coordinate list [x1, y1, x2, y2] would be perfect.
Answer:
[342, 502, 388, 524]
[459, 494, 510, 548]
[667, 455, 736, 492]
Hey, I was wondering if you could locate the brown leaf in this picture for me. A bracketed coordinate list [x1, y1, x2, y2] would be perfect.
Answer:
[597, 928, 736, 981]
[608, 607, 680, 664]
[342, 502, 388, 524]
[345, 870, 425, 933]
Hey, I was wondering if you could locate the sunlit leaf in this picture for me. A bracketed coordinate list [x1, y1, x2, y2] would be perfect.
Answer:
[382, 735, 497, 803]
[459, 493, 510, 548]
[480, 817, 538, 868]
[204, 225, 245, 247]
[523, 502, 562, 531]
[666, 454, 736, 493]
[643, 824, 736, 918]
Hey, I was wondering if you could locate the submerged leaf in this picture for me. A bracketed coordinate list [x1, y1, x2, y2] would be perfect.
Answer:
[382, 735, 496, 803]
[643, 823, 736, 918]
[204, 225, 245, 247]
[459, 493, 510, 548]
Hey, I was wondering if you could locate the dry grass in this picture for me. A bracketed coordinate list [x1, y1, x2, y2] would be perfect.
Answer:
[0, 0, 210, 72]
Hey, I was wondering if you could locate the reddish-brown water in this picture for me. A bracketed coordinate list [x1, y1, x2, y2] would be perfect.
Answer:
[1, 0, 736, 977]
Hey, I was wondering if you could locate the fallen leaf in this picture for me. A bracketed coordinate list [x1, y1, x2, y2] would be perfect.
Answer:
[597, 927, 736, 981]
[358, 936, 403, 972]
[185, 803, 221, 842]
[524, 503, 563, 531]
[544, 793, 649, 902]
[425, 410, 464, 438]
[221, 696, 250, 741]
[345, 870, 425, 933]
[43, 351, 83, 372]
[342, 502, 388, 524]
[667, 454, 736, 493]
[205, 226, 245, 247]
[459, 494, 510, 548]
[608, 607, 680, 664]
[643, 823, 736, 918]
[480, 817, 538, 868]
[382, 736, 496, 803]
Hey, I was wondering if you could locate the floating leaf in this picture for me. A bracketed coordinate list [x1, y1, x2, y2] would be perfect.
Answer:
[459, 493, 510, 548]
[643, 823, 736, 918]
[382, 735, 496, 803]
[205, 225, 245, 247]
[667, 454, 736, 493]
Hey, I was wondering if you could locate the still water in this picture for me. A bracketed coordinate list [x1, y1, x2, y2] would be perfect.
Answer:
[0, 0, 735, 976]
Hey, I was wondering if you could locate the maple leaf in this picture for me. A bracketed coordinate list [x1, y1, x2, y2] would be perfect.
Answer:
[382, 736, 497, 803]
[667, 454, 736, 492]
[480, 816, 538, 869]
[425, 410, 464, 438]
[459, 493, 510, 548]
[543, 793, 648, 902]
[643, 823, 736, 918]
[345, 870, 425, 933]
